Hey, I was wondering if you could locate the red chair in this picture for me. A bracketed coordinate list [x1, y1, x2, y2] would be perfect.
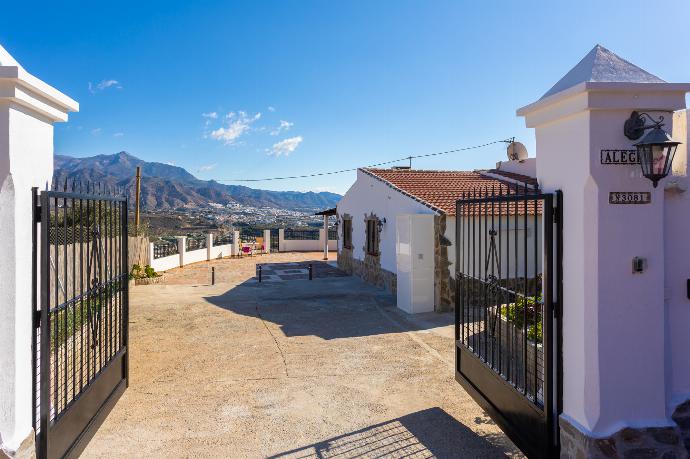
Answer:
[242, 245, 252, 257]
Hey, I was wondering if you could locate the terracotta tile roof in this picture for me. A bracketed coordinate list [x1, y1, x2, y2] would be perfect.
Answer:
[362, 168, 541, 216]
[484, 169, 539, 187]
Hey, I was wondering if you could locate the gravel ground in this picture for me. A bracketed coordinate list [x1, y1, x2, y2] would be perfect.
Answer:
[82, 252, 522, 458]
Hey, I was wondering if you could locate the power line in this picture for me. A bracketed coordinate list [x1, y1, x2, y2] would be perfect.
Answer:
[216, 139, 512, 183]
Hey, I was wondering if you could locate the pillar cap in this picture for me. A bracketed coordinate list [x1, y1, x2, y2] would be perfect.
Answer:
[517, 45, 690, 127]
[0, 44, 78, 122]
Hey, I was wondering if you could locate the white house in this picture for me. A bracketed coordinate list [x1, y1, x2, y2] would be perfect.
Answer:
[336, 161, 539, 312]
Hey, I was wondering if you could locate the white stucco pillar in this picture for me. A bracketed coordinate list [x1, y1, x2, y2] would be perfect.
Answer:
[233, 230, 240, 257]
[518, 76, 690, 440]
[323, 215, 329, 260]
[206, 233, 213, 260]
[0, 45, 78, 455]
[263, 229, 271, 254]
[278, 228, 285, 252]
[149, 242, 155, 266]
[177, 236, 186, 267]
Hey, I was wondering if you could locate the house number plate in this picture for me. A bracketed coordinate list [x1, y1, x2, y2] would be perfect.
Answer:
[609, 192, 651, 205]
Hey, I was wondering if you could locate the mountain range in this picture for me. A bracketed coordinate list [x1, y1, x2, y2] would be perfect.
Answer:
[53, 152, 341, 211]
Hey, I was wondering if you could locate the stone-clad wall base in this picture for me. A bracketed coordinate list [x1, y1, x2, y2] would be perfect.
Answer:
[1, 430, 36, 459]
[337, 248, 397, 296]
[559, 411, 689, 458]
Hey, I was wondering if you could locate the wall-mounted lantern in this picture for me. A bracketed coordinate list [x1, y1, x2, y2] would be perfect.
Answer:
[624, 111, 682, 188]
[377, 217, 386, 232]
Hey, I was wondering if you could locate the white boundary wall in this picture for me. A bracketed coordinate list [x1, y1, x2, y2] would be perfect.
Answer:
[149, 233, 236, 272]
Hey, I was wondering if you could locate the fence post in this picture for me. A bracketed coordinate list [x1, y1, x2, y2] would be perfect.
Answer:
[149, 242, 155, 266]
[206, 233, 213, 261]
[233, 230, 240, 257]
[263, 229, 271, 254]
[177, 236, 186, 268]
[279, 228, 285, 252]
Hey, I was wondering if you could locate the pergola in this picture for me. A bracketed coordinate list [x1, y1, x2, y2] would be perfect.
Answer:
[314, 207, 336, 260]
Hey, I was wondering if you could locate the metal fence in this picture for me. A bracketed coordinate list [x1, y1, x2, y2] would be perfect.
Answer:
[240, 228, 263, 242]
[213, 233, 234, 246]
[270, 229, 280, 251]
[284, 229, 320, 240]
[152, 240, 178, 259]
[186, 237, 206, 252]
[328, 228, 338, 240]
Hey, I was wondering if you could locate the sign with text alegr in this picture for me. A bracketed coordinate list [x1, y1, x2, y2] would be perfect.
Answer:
[601, 149, 639, 165]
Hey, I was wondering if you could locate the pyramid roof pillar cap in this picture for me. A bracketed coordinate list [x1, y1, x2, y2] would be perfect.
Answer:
[517, 45, 690, 128]
[0, 44, 78, 122]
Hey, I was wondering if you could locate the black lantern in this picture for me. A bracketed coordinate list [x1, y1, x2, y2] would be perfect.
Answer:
[624, 111, 682, 188]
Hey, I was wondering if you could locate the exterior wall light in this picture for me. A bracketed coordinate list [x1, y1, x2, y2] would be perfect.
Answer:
[624, 111, 682, 188]
[377, 217, 386, 232]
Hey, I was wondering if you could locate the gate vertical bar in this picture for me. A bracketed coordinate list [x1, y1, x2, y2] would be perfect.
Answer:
[31, 187, 38, 433]
[543, 193, 555, 454]
[38, 191, 50, 459]
[555, 190, 564, 452]
[123, 198, 130, 385]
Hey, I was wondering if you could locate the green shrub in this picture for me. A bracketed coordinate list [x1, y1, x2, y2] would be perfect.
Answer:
[129, 264, 159, 279]
[500, 295, 543, 343]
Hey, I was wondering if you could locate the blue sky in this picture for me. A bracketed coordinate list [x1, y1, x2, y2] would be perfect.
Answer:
[1, 0, 689, 194]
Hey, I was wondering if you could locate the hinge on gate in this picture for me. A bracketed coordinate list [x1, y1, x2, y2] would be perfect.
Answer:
[552, 206, 559, 224]
[552, 301, 561, 319]
[33, 310, 41, 329]
[34, 205, 42, 223]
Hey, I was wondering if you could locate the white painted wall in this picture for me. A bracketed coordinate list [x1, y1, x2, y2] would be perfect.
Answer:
[150, 253, 180, 272]
[209, 243, 233, 260]
[337, 169, 437, 273]
[149, 236, 236, 272]
[454, 215, 543, 279]
[0, 45, 78, 454]
[667, 109, 690, 408]
[280, 229, 337, 252]
[519, 81, 690, 437]
[185, 247, 207, 264]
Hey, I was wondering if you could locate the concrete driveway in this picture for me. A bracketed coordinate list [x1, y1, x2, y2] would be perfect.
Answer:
[83, 254, 521, 458]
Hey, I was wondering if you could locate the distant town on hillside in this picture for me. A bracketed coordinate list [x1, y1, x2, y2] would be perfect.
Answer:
[54, 151, 341, 236]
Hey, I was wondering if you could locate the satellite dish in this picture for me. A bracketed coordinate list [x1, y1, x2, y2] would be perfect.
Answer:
[507, 141, 529, 161]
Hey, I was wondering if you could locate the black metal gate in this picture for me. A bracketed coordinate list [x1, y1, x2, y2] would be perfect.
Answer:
[32, 184, 129, 459]
[454, 183, 562, 458]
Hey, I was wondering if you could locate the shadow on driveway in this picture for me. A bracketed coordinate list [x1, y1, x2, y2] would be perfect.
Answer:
[268, 407, 510, 458]
[203, 272, 454, 340]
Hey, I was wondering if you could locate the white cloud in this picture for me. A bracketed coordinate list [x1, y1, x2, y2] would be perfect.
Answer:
[267, 106, 276, 112]
[312, 186, 336, 193]
[88, 79, 122, 94]
[209, 111, 261, 145]
[164, 161, 176, 166]
[202, 112, 218, 119]
[197, 163, 217, 172]
[269, 136, 303, 156]
[113, 132, 124, 137]
[270, 120, 294, 136]
[91, 128, 102, 136]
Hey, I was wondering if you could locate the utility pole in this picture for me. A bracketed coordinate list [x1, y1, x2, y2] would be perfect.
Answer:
[134, 166, 141, 235]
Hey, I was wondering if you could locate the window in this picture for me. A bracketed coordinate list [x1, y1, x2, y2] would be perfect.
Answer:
[366, 218, 379, 256]
[342, 219, 352, 249]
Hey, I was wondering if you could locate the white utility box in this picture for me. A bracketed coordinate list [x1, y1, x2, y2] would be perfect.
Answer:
[396, 214, 435, 313]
